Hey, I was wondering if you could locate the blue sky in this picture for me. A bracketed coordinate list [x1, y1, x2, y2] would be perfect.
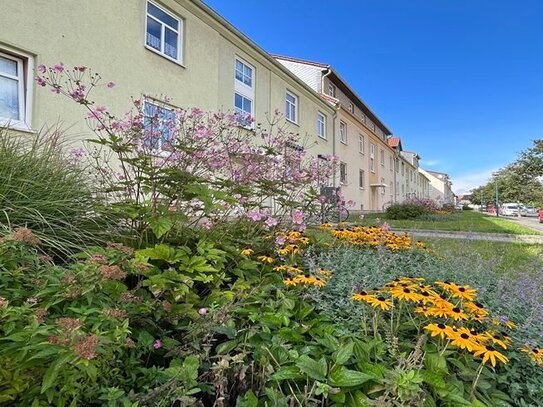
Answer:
[205, 0, 543, 194]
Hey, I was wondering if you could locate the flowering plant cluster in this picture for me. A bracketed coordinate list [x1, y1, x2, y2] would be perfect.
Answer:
[324, 224, 426, 251]
[406, 196, 440, 212]
[34, 63, 338, 242]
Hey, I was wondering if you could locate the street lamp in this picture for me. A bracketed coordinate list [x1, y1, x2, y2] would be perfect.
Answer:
[495, 179, 499, 217]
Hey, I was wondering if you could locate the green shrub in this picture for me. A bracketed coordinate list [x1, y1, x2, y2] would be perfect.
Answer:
[0, 128, 116, 257]
[385, 202, 430, 220]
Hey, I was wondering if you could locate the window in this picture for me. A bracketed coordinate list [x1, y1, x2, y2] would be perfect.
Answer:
[285, 91, 298, 123]
[380, 149, 385, 167]
[234, 57, 254, 126]
[389, 156, 393, 172]
[348, 102, 354, 113]
[359, 169, 365, 189]
[340, 162, 347, 184]
[143, 100, 177, 150]
[327, 83, 336, 97]
[402, 184, 405, 195]
[317, 112, 326, 139]
[0, 53, 25, 125]
[339, 121, 347, 144]
[370, 122, 376, 131]
[358, 134, 365, 154]
[145, 1, 182, 62]
[401, 162, 405, 176]
[360, 112, 366, 123]
[381, 178, 386, 195]
[370, 143, 375, 172]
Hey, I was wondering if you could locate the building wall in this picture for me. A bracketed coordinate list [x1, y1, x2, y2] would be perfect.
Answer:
[0, 0, 335, 156]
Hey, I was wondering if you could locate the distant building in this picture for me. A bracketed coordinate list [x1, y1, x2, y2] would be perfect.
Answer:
[419, 169, 454, 205]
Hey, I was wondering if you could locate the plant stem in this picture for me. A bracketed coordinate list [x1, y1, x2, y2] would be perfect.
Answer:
[470, 361, 485, 400]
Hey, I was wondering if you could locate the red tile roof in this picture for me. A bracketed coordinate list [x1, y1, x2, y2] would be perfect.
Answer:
[388, 137, 401, 148]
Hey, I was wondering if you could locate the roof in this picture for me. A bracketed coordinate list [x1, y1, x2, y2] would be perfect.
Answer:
[388, 137, 401, 148]
[274, 54, 393, 136]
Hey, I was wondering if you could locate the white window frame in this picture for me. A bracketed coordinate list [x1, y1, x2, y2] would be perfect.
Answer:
[234, 56, 255, 127]
[389, 156, 393, 172]
[142, 99, 178, 152]
[145, 1, 183, 64]
[339, 121, 347, 144]
[358, 134, 365, 154]
[340, 162, 347, 184]
[359, 169, 365, 189]
[380, 149, 385, 167]
[0, 49, 33, 131]
[370, 143, 376, 173]
[317, 112, 326, 139]
[285, 91, 298, 124]
[381, 178, 386, 195]
[348, 102, 354, 113]
[327, 83, 336, 97]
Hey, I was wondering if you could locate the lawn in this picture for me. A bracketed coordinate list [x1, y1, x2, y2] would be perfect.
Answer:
[422, 237, 543, 275]
[359, 210, 540, 235]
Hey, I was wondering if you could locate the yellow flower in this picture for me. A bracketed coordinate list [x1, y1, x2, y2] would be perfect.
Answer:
[447, 307, 468, 321]
[257, 255, 274, 264]
[449, 284, 477, 301]
[283, 278, 297, 287]
[450, 329, 480, 352]
[464, 301, 489, 321]
[365, 296, 393, 311]
[319, 223, 332, 230]
[389, 286, 423, 302]
[425, 323, 454, 340]
[521, 346, 543, 365]
[352, 290, 373, 302]
[473, 345, 508, 367]
[241, 248, 253, 257]
[484, 332, 510, 350]
[415, 306, 433, 318]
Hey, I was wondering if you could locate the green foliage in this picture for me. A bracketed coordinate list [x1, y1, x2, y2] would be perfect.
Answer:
[0, 128, 117, 257]
[385, 202, 430, 220]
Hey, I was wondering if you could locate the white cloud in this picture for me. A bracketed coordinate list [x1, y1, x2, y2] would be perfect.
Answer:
[452, 168, 498, 195]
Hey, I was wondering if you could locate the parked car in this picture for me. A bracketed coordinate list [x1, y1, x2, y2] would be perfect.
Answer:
[500, 203, 528, 217]
[539, 209, 543, 223]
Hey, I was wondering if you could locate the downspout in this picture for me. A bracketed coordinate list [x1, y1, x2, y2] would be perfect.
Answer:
[321, 68, 338, 186]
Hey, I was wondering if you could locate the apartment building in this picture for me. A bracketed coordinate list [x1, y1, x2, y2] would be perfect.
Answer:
[275, 56, 397, 212]
[0, 0, 335, 159]
[419, 169, 454, 206]
[387, 137, 430, 202]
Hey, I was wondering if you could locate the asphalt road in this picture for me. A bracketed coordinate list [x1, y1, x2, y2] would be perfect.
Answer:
[497, 213, 543, 233]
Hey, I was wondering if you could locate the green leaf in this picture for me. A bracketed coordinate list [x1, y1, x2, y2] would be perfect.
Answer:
[216, 340, 238, 355]
[213, 325, 237, 339]
[328, 365, 373, 387]
[269, 366, 303, 381]
[333, 341, 354, 365]
[41, 353, 72, 393]
[295, 355, 327, 381]
[148, 216, 173, 239]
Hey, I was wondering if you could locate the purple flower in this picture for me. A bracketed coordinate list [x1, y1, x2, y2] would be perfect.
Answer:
[265, 217, 278, 227]
[153, 339, 162, 349]
[52, 63, 65, 73]
[198, 308, 208, 316]
[291, 209, 305, 225]
[36, 64, 47, 74]
[246, 210, 263, 222]
[36, 77, 46, 87]
[107, 81, 115, 88]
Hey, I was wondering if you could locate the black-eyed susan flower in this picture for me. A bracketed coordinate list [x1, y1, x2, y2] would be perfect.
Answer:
[484, 332, 510, 350]
[257, 255, 274, 264]
[389, 287, 423, 302]
[365, 296, 393, 311]
[352, 290, 373, 302]
[415, 306, 433, 318]
[425, 323, 454, 340]
[294, 274, 316, 285]
[447, 307, 468, 321]
[241, 248, 253, 256]
[283, 278, 297, 287]
[473, 345, 508, 367]
[521, 346, 543, 365]
[449, 284, 477, 301]
[450, 330, 480, 352]
[464, 301, 489, 321]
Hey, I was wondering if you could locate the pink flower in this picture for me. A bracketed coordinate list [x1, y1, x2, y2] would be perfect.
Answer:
[74, 66, 87, 72]
[107, 81, 115, 88]
[380, 222, 391, 232]
[198, 308, 208, 316]
[52, 63, 65, 73]
[36, 64, 47, 74]
[291, 209, 305, 225]
[275, 235, 285, 246]
[36, 77, 46, 87]
[153, 339, 162, 349]
[265, 217, 278, 227]
[246, 210, 263, 222]
[201, 219, 213, 230]
[318, 195, 327, 204]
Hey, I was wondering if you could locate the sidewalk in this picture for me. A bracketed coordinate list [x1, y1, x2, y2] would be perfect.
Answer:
[391, 228, 543, 244]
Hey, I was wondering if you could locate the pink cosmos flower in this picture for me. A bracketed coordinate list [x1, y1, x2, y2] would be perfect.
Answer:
[275, 235, 286, 246]
[52, 63, 65, 73]
[107, 81, 115, 88]
[36, 64, 47, 74]
[36, 77, 46, 87]
[201, 219, 213, 230]
[291, 209, 305, 225]
[153, 339, 162, 349]
[198, 308, 208, 316]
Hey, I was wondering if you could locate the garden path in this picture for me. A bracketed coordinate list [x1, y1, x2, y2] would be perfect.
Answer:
[391, 228, 543, 244]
